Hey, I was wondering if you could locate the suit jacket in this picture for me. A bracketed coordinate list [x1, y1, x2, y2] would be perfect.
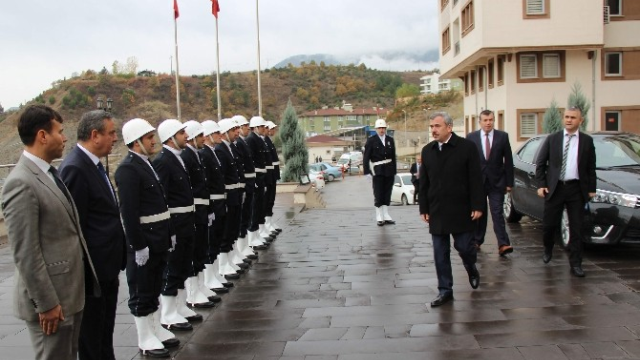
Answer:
[181, 146, 208, 225]
[246, 132, 269, 173]
[2, 154, 100, 321]
[535, 131, 597, 203]
[115, 152, 172, 253]
[215, 142, 242, 207]
[199, 145, 226, 216]
[419, 133, 485, 234]
[265, 136, 280, 183]
[59, 146, 126, 283]
[467, 129, 514, 190]
[363, 135, 397, 177]
[152, 148, 195, 238]
[409, 162, 419, 186]
[235, 137, 256, 193]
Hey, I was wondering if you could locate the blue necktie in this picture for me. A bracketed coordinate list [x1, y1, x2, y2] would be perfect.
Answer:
[97, 162, 116, 202]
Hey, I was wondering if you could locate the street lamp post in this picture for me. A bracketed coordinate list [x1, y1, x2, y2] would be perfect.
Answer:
[401, 109, 407, 147]
[96, 96, 113, 175]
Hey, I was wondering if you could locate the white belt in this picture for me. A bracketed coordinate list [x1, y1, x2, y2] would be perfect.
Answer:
[225, 183, 243, 190]
[139, 211, 170, 224]
[255, 168, 267, 173]
[272, 161, 280, 166]
[194, 198, 209, 206]
[244, 173, 256, 178]
[371, 159, 392, 166]
[266, 165, 275, 170]
[168, 205, 195, 214]
[210, 194, 226, 200]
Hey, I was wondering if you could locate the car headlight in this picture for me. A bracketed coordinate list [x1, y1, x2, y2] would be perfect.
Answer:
[592, 189, 639, 208]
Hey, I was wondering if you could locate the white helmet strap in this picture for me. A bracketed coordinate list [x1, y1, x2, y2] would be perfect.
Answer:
[136, 139, 149, 157]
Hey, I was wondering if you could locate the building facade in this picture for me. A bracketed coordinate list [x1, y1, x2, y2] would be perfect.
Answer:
[420, 73, 462, 94]
[299, 104, 383, 137]
[438, 0, 640, 146]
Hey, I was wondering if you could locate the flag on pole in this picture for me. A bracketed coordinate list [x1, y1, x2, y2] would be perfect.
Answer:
[174, 0, 180, 19]
[212, 0, 220, 18]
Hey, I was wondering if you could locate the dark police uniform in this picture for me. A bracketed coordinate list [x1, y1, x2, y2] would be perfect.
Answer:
[199, 144, 226, 266]
[264, 135, 279, 221]
[235, 136, 256, 239]
[180, 145, 208, 278]
[152, 147, 195, 297]
[214, 141, 243, 256]
[363, 134, 397, 207]
[116, 151, 171, 318]
[245, 131, 269, 232]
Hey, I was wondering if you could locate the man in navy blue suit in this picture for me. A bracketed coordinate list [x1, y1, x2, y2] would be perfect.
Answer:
[59, 110, 125, 360]
[467, 110, 514, 256]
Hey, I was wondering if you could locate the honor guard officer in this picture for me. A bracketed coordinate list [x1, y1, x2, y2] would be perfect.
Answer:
[233, 115, 266, 254]
[199, 121, 234, 291]
[116, 118, 178, 358]
[363, 119, 397, 226]
[264, 120, 283, 234]
[246, 116, 274, 246]
[181, 121, 222, 306]
[153, 119, 210, 332]
[215, 119, 245, 280]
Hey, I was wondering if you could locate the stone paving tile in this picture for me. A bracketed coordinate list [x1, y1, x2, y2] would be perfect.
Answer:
[475, 327, 636, 348]
[580, 341, 631, 359]
[517, 345, 570, 360]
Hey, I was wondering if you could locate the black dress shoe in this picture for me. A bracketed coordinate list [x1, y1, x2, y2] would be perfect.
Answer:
[384, 219, 396, 225]
[377, 221, 385, 226]
[190, 300, 216, 308]
[242, 258, 252, 263]
[430, 293, 454, 307]
[141, 348, 170, 358]
[247, 254, 258, 260]
[184, 313, 203, 322]
[234, 268, 245, 274]
[236, 262, 249, 269]
[570, 266, 585, 277]
[224, 273, 240, 280]
[466, 264, 480, 289]
[162, 322, 192, 331]
[161, 338, 180, 348]
[542, 250, 553, 264]
[222, 282, 234, 288]
[252, 244, 268, 250]
[208, 295, 221, 303]
[275, 228, 282, 233]
[212, 286, 228, 293]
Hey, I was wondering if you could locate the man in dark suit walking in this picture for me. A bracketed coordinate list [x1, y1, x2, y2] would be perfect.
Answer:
[419, 111, 484, 307]
[409, 156, 421, 204]
[536, 107, 596, 277]
[467, 110, 515, 256]
[363, 119, 397, 226]
[58, 110, 125, 360]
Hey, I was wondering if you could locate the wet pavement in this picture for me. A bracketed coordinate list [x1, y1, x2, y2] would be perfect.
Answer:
[2, 174, 640, 359]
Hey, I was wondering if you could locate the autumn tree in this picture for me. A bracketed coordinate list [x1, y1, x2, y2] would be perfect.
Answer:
[280, 99, 308, 182]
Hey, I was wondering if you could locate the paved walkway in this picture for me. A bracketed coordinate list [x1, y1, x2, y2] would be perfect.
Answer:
[2, 175, 640, 359]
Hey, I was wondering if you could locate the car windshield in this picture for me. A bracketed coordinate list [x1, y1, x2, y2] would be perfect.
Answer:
[595, 135, 640, 168]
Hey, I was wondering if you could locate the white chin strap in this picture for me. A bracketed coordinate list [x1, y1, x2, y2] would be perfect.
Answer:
[136, 139, 150, 156]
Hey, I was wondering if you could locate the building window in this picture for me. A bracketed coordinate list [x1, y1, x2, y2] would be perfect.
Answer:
[607, 0, 621, 16]
[478, 67, 485, 92]
[523, 0, 550, 18]
[488, 58, 495, 88]
[453, 0, 459, 5]
[441, 0, 450, 11]
[520, 113, 539, 138]
[461, 1, 475, 37]
[605, 52, 622, 76]
[442, 27, 451, 55]
[324, 125, 331, 131]
[517, 51, 565, 83]
[497, 56, 505, 86]
[604, 111, 621, 131]
[470, 70, 476, 94]
[464, 73, 469, 96]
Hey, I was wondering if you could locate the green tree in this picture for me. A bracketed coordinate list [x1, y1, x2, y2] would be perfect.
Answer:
[280, 99, 308, 182]
[543, 99, 563, 134]
[395, 83, 421, 98]
[567, 82, 590, 131]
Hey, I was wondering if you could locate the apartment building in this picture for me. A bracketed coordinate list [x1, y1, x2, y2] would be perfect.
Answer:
[420, 73, 463, 94]
[299, 103, 382, 136]
[438, 0, 640, 146]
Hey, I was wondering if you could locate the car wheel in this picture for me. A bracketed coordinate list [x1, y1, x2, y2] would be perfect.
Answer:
[560, 209, 570, 250]
[328, 174, 335, 182]
[401, 194, 409, 206]
[504, 192, 522, 223]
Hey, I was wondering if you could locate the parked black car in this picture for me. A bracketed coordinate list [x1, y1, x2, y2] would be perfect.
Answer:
[504, 132, 640, 247]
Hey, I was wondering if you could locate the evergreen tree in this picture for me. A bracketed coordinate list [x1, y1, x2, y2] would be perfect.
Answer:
[280, 99, 309, 182]
[567, 82, 590, 131]
[543, 99, 562, 134]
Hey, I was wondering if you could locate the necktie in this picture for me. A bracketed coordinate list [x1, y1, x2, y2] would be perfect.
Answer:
[560, 134, 574, 180]
[97, 162, 116, 202]
[49, 166, 72, 204]
[485, 133, 491, 160]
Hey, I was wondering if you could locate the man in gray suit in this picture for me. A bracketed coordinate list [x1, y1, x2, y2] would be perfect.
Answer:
[1, 104, 99, 360]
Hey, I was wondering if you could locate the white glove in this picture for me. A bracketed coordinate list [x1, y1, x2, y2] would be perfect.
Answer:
[169, 235, 177, 252]
[135, 247, 150, 266]
[208, 212, 215, 226]
[366, 174, 372, 182]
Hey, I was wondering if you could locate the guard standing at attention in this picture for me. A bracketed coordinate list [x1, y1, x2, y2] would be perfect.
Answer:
[363, 119, 397, 226]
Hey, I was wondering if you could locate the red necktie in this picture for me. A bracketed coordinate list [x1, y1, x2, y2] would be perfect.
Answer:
[485, 133, 491, 160]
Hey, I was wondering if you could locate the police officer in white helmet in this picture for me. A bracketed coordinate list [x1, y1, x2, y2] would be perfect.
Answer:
[363, 119, 397, 226]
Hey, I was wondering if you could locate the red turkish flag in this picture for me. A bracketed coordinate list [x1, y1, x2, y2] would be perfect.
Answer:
[212, 0, 220, 18]
[173, 0, 179, 19]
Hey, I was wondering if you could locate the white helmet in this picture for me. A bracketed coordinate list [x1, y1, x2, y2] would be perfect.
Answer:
[122, 118, 155, 145]
[231, 115, 249, 126]
[375, 119, 388, 128]
[265, 121, 277, 129]
[218, 118, 239, 134]
[157, 119, 187, 143]
[249, 116, 267, 128]
[201, 120, 221, 136]
[183, 120, 204, 140]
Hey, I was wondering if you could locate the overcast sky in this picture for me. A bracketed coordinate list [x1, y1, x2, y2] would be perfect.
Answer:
[1, 0, 438, 109]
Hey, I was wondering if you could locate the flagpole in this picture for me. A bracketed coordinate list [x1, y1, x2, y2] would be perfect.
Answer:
[255, 0, 263, 117]
[174, 10, 182, 120]
[215, 17, 222, 121]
